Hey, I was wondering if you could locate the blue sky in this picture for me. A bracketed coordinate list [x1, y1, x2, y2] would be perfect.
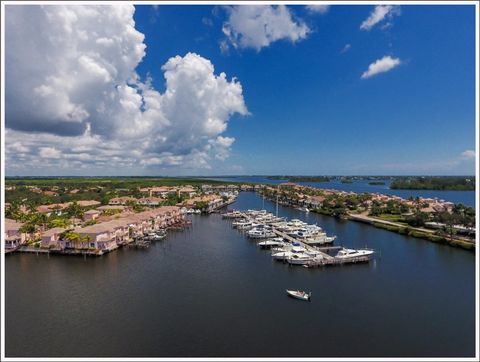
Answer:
[4, 4, 477, 176]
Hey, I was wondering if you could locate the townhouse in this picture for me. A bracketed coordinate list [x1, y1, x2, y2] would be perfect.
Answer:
[5, 218, 29, 250]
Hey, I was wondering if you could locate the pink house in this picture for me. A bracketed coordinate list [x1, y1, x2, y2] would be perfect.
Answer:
[41, 227, 67, 248]
[5, 218, 28, 249]
[83, 209, 101, 221]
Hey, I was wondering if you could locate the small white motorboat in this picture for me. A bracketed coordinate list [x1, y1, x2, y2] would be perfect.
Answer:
[286, 289, 311, 301]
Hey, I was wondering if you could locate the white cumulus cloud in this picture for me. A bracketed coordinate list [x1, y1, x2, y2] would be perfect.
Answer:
[361, 55, 401, 79]
[222, 5, 309, 52]
[6, 5, 146, 136]
[305, 5, 330, 14]
[360, 5, 401, 31]
[5, 5, 248, 175]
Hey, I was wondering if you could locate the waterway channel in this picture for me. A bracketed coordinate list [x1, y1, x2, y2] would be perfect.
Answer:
[5, 192, 475, 357]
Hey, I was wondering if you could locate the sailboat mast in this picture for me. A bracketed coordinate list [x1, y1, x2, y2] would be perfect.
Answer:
[276, 194, 279, 217]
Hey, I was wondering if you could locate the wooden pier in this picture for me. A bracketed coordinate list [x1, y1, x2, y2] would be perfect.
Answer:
[305, 255, 371, 267]
[271, 229, 334, 261]
[224, 209, 375, 267]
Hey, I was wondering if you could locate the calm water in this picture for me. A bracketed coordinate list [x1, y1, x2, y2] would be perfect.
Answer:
[5, 192, 476, 357]
[205, 176, 476, 208]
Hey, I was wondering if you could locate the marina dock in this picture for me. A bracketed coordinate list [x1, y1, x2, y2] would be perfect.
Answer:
[271, 229, 334, 261]
[223, 209, 375, 268]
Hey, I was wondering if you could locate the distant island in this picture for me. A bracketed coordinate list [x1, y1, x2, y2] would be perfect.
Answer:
[368, 181, 386, 185]
[267, 176, 331, 182]
[390, 177, 475, 191]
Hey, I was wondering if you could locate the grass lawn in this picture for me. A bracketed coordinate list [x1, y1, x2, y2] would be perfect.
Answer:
[376, 214, 406, 222]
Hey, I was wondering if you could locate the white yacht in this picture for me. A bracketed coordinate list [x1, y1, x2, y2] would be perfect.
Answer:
[286, 289, 311, 301]
[247, 228, 276, 239]
[335, 248, 374, 260]
[257, 239, 287, 249]
[272, 250, 292, 261]
[287, 253, 314, 265]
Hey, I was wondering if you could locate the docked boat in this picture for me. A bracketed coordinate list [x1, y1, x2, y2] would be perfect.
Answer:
[304, 233, 336, 245]
[247, 228, 276, 239]
[287, 253, 314, 265]
[335, 248, 374, 260]
[145, 233, 165, 241]
[272, 251, 290, 261]
[222, 211, 243, 219]
[286, 289, 311, 301]
[257, 239, 286, 249]
[234, 221, 253, 230]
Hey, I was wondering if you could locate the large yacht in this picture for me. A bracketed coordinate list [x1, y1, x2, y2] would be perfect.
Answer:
[335, 248, 374, 260]
[247, 228, 276, 239]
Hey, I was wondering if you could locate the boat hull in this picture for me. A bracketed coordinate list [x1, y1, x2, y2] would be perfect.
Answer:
[286, 290, 311, 301]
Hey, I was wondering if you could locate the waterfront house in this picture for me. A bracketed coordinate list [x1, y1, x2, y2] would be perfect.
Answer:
[54, 206, 183, 253]
[70, 223, 119, 252]
[5, 218, 28, 249]
[41, 227, 67, 249]
[182, 195, 223, 212]
[303, 196, 325, 209]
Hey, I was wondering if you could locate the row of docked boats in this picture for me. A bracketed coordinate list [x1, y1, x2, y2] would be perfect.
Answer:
[133, 229, 168, 248]
[144, 229, 167, 242]
[264, 236, 374, 266]
[228, 210, 337, 246]
[223, 209, 375, 266]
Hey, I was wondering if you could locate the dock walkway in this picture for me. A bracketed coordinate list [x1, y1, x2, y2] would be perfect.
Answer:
[271, 229, 334, 261]
[225, 209, 375, 267]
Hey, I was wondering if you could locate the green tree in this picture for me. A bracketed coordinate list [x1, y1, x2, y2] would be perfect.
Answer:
[406, 211, 429, 227]
[65, 201, 84, 220]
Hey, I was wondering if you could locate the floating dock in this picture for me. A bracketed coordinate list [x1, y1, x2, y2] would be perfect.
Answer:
[224, 209, 375, 267]
[271, 229, 334, 261]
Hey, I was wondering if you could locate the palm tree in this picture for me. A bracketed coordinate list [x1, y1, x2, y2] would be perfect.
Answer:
[49, 218, 70, 228]
[82, 235, 93, 249]
[61, 230, 81, 248]
[66, 201, 84, 220]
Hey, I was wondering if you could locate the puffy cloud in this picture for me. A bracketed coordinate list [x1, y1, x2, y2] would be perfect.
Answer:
[5, 6, 248, 175]
[361, 55, 401, 79]
[305, 5, 330, 14]
[6, 5, 146, 136]
[222, 5, 309, 52]
[360, 5, 400, 31]
[137, 52, 248, 164]
[461, 150, 476, 159]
